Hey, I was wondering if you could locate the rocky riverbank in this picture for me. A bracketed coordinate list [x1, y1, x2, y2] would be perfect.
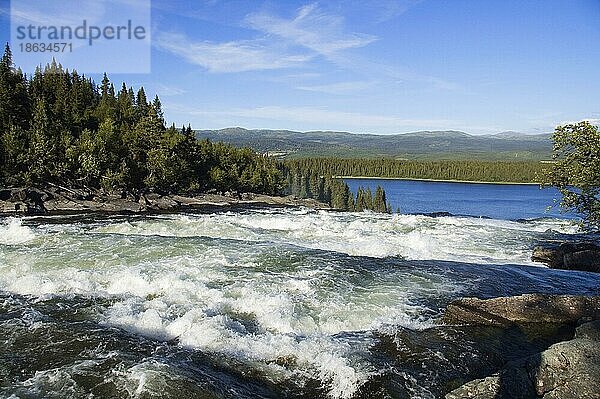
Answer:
[0, 186, 329, 216]
[444, 294, 600, 399]
[532, 242, 600, 273]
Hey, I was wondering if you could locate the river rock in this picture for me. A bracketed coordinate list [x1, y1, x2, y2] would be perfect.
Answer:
[445, 321, 600, 399]
[0, 186, 331, 215]
[445, 376, 501, 399]
[532, 243, 600, 273]
[529, 336, 600, 398]
[445, 371, 535, 399]
[442, 294, 600, 327]
[0, 188, 48, 214]
[575, 320, 600, 341]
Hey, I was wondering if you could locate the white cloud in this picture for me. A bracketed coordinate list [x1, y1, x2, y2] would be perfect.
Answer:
[245, 4, 462, 93]
[154, 32, 312, 73]
[282, 72, 322, 79]
[153, 83, 186, 96]
[363, 0, 423, 22]
[246, 3, 377, 56]
[152, 2, 460, 93]
[9, 2, 106, 26]
[296, 80, 376, 94]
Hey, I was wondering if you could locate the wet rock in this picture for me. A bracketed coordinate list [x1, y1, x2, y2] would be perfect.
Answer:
[532, 243, 600, 273]
[442, 294, 600, 327]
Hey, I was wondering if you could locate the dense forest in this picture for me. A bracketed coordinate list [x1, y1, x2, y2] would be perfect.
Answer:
[0, 45, 389, 212]
[0, 45, 283, 196]
[283, 158, 545, 183]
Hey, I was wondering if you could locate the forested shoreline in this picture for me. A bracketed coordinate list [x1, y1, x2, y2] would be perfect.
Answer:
[283, 158, 545, 183]
[280, 163, 390, 212]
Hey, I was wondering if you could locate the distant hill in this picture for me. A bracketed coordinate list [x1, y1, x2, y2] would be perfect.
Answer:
[195, 128, 552, 160]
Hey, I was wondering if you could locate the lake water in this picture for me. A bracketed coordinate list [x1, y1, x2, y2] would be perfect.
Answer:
[345, 178, 572, 220]
[0, 182, 597, 398]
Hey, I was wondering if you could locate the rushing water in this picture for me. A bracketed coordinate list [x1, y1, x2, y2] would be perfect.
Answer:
[1, 206, 599, 399]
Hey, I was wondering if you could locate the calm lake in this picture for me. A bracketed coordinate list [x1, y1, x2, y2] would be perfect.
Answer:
[345, 178, 572, 220]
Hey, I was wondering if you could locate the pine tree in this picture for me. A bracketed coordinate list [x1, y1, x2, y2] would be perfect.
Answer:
[135, 87, 149, 121]
[152, 95, 164, 125]
[0, 44, 31, 131]
[373, 186, 387, 212]
[365, 187, 373, 210]
[346, 191, 355, 211]
[117, 82, 135, 128]
[96, 73, 117, 122]
[355, 187, 365, 211]
[1, 123, 28, 184]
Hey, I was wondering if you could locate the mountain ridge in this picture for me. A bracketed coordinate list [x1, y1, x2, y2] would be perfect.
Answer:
[195, 127, 552, 160]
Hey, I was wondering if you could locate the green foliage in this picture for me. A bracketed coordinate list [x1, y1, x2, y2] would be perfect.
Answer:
[540, 121, 600, 231]
[373, 186, 388, 213]
[0, 44, 282, 197]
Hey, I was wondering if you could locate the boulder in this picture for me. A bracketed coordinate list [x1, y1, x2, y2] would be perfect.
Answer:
[445, 321, 600, 399]
[0, 189, 11, 201]
[9, 188, 28, 202]
[445, 376, 502, 399]
[445, 371, 535, 399]
[0, 188, 48, 214]
[532, 243, 600, 273]
[443, 294, 600, 327]
[528, 336, 600, 398]
[563, 250, 600, 272]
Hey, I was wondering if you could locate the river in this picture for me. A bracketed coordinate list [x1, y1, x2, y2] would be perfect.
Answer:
[1, 182, 599, 398]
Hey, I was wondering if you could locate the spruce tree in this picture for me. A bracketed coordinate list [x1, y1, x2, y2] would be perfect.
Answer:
[28, 99, 54, 182]
[135, 87, 149, 121]
[373, 186, 387, 212]
[152, 95, 164, 125]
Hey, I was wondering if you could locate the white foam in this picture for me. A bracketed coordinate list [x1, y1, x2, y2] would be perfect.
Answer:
[0, 209, 580, 398]
[94, 210, 579, 265]
[0, 217, 36, 245]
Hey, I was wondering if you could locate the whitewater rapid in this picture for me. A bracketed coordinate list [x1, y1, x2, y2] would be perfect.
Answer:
[0, 209, 585, 398]
[92, 209, 578, 264]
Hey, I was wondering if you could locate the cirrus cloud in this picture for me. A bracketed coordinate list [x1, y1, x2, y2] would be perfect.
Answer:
[154, 31, 313, 73]
[246, 3, 377, 56]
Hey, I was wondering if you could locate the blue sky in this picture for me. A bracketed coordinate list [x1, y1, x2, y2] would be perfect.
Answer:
[1, 0, 599, 134]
